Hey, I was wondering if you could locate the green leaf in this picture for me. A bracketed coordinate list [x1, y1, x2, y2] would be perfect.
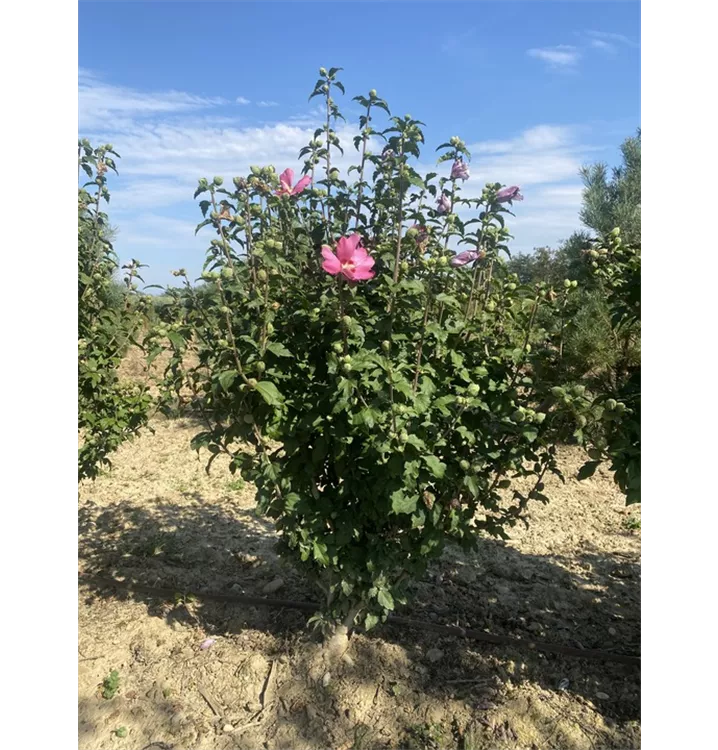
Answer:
[422, 455, 446, 479]
[364, 612, 379, 631]
[522, 429, 538, 442]
[266, 342, 293, 358]
[377, 590, 394, 611]
[464, 475, 479, 498]
[255, 381, 284, 406]
[167, 332, 184, 348]
[391, 490, 418, 515]
[577, 460, 601, 481]
[218, 370, 238, 391]
[312, 540, 329, 566]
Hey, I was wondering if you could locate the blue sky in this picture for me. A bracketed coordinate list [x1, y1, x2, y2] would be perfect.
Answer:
[79, 1, 640, 289]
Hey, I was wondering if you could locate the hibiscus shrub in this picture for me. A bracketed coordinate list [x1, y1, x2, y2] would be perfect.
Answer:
[79, 140, 153, 481]
[578, 229, 641, 504]
[156, 68, 595, 633]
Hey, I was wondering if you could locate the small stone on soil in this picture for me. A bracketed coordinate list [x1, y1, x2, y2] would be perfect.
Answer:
[596, 691, 610, 700]
[222, 724, 234, 733]
[426, 648, 444, 663]
[262, 577, 284, 594]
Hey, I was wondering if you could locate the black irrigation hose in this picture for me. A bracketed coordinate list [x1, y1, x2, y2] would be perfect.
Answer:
[79, 573, 640, 667]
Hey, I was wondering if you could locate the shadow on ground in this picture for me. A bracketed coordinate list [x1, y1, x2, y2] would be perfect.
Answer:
[79, 495, 640, 750]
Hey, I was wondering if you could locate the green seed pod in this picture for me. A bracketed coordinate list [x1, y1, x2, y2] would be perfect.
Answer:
[400, 261, 410, 273]
[213, 176, 224, 186]
[576, 415, 587, 428]
[572, 385, 586, 397]
[406, 227, 419, 239]
[247, 378, 258, 389]
[605, 399, 617, 411]
[485, 301, 496, 312]
[507, 283, 517, 291]
[369, 88, 377, 98]
[460, 459, 470, 471]
[250, 166, 261, 175]
[342, 315, 352, 327]
[571, 280, 578, 288]
[256, 361, 266, 374]
[551, 386, 564, 398]
[611, 227, 621, 237]
[257, 269, 268, 282]
[332, 341, 343, 354]
[381, 340, 391, 352]
[343, 355, 352, 364]
[221, 267, 233, 280]
[342, 362, 352, 373]
[220, 306, 230, 314]
[563, 279, 572, 289]
[438, 255, 448, 266]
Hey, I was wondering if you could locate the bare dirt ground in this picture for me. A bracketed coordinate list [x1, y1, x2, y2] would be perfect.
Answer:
[79, 417, 640, 750]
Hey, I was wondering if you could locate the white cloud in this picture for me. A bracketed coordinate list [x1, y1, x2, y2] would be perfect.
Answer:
[527, 45, 580, 69]
[586, 30, 639, 49]
[80, 72, 597, 284]
[79, 68, 228, 130]
[236, 96, 251, 105]
[590, 39, 617, 54]
[257, 100, 279, 107]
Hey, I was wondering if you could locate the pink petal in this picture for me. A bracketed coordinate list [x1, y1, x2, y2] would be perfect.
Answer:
[321, 247, 341, 275]
[351, 266, 375, 280]
[292, 175, 311, 195]
[351, 246, 370, 263]
[354, 253, 375, 272]
[199, 638, 216, 650]
[279, 168, 294, 191]
[335, 236, 356, 263]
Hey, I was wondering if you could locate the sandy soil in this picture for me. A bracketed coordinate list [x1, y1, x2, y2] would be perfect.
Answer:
[79, 417, 640, 750]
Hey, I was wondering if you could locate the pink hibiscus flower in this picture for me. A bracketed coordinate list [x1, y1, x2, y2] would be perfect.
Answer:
[321, 234, 375, 281]
[275, 168, 311, 197]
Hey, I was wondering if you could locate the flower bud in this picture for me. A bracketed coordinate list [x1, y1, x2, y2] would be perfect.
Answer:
[369, 89, 377, 98]
[342, 362, 352, 373]
[257, 269, 268, 282]
[213, 176, 224, 186]
[332, 341, 343, 353]
[342, 315, 352, 327]
[319, 67, 327, 76]
[507, 283, 517, 291]
[220, 306, 230, 314]
[256, 361, 266, 373]
[611, 227, 621, 237]
[605, 399, 617, 411]
[381, 340, 391, 352]
[571, 280, 578, 288]
[467, 383, 480, 397]
[221, 267, 233, 280]
[400, 261, 410, 273]
[564, 279, 572, 289]
[247, 378, 258, 389]
[250, 166, 261, 175]
[460, 459, 470, 471]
